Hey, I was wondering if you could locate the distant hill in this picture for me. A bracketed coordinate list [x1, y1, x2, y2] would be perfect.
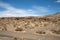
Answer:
[0, 12, 60, 35]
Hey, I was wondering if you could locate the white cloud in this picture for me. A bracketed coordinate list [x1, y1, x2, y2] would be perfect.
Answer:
[56, 0, 60, 3]
[0, 2, 50, 17]
[33, 6, 50, 13]
[0, 2, 38, 17]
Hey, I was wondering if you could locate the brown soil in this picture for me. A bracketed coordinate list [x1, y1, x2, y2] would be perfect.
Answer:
[0, 12, 60, 40]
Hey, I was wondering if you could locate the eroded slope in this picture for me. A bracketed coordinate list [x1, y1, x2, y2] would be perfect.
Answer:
[0, 13, 60, 36]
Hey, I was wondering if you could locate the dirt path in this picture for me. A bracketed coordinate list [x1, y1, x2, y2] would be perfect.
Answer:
[0, 31, 60, 40]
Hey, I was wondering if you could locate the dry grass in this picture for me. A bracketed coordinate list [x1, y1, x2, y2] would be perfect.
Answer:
[36, 30, 46, 34]
[15, 27, 24, 31]
[51, 29, 60, 34]
[0, 12, 60, 35]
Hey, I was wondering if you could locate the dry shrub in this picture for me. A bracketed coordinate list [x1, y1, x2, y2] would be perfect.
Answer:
[15, 27, 24, 31]
[15, 18, 20, 20]
[14, 37, 17, 40]
[36, 31, 46, 34]
[51, 29, 60, 34]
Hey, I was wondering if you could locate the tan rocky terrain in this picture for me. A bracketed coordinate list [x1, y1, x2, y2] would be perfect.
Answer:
[0, 12, 60, 40]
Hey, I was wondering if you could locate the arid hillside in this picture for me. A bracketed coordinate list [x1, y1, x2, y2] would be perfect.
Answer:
[0, 12, 60, 35]
[0, 12, 60, 40]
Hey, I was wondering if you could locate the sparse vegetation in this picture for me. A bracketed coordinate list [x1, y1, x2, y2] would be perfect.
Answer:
[15, 27, 24, 31]
[36, 31, 46, 34]
[0, 12, 60, 40]
[0, 12, 60, 35]
[51, 29, 60, 34]
[14, 37, 17, 40]
[15, 18, 20, 20]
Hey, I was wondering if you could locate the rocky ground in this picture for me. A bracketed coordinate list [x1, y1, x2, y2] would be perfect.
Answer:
[0, 12, 60, 40]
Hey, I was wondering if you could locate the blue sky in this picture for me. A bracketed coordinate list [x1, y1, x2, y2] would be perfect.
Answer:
[0, 0, 60, 17]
